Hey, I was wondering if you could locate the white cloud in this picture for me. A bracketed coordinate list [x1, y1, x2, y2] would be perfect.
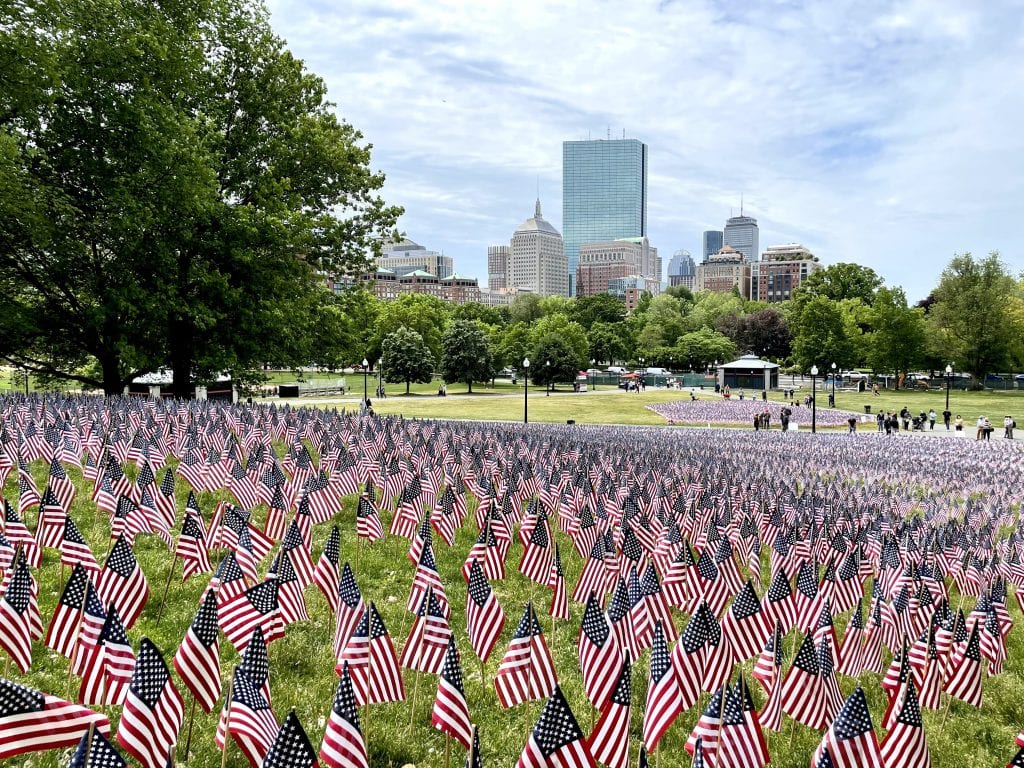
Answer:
[267, 0, 1024, 299]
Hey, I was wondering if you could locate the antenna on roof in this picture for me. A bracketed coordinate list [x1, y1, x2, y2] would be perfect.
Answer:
[740, 193, 744, 216]
[622, 128, 626, 139]
[607, 126, 611, 140]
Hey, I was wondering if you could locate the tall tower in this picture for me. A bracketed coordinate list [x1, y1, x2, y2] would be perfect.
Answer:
[701, 231, 723, 261]
[562, 138, 648, 296]
[723, 213, 758, 263]
[508, 199, 568, 296]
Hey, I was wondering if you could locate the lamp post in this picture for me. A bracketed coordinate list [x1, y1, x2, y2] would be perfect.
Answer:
[523, 357, 530, 423]
[945, 363, 953, 413]
[546, 360, 551, 396]
[361, 358, 369, 405]
[591, 359, 597, 391]
[831, 362, 837, 407]
[639, 356, 645, 391]
[377, 359, 382, 399]
[810, 365, 818, 433]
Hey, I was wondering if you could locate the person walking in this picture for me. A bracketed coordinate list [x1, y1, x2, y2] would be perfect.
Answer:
[942, 409, 952, 430]
[876, 411, 884, 432]
[1004, 415, 1014, 439]
[928, 409, 937, 430]
[954, 414, 963, 432]
[976, 415, 986, 440]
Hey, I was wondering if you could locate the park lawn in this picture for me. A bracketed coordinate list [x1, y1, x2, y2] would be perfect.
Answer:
[768, 385, 1024, 428]
[6, 447, 1024, 768]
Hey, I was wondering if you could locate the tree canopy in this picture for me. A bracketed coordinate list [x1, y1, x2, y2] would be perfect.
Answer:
[381, 327, 434, 394]
[0, 0, 400, 395]
[440, 320, 494, 393]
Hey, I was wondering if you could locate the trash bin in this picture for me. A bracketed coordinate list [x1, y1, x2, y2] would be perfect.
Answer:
[278, 384, 299, 398]
[566, 419, 576, 425]
[864, 404, 872, 414]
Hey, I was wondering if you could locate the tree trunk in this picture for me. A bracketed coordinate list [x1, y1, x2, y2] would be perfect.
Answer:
[467, 381, 473, 394]
[406, 379, 410, 394]
[100, 354, 123, 396]
[169, 319, 195, 399]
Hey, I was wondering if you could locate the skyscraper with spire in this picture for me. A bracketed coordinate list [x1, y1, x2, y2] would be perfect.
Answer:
[488, 199, 567, 296]
[723, 202, 758, 263]
[562, 138, 648, 296]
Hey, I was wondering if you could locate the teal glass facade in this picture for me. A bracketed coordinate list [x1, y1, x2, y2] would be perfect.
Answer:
[562, 139, 647, 296]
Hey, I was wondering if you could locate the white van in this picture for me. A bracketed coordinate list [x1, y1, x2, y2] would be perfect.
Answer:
[606, 366, 627, 374]
[644, 367, 669, 375]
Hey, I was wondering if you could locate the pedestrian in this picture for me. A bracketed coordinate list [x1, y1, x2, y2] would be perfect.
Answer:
[900, 407, 910, 432]
[954, 414, 963, 432]
[928, 409, 937, 430]
[984, 416, 992, 440]
[942, 409, 951, 430]
[876, 411, 884, 433]
[848, 416, 857, 434]
[976, 415, 986, 440]
[754, 414, 760, 431]
[762, 390, 768, 401]
[1004, 415, 1014, 439]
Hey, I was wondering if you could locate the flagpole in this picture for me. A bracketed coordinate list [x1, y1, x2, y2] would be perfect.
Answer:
[182, 696, 198, 759]
[221, 672, 235, 768]
[155, 538, 180, 626]
[408, 587, 431, 730]
[82, 722, 96, 767]
[444, 734, 451, 768]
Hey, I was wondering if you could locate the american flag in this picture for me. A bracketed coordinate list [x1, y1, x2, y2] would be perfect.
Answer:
[320, 663, 368, 768]
[153, 466, 177, 528]
[3, 500, 40, 567]
[879, 680, 930, 768]
[642, 622, 683, 752]
[59, 516, 100, 576]
[35, 485, 67, 548]
[177, 510, 212, 581]
[0, 556, 38, 672]
[547, 544, 569, 621]
[780, 631, 826, 729]
[78, 606, 135, 705]
[587, 654, 631, 768]
[116, 638, 185, 768]
[45, 564, 104, 659]
[219, 579, 284, 651]
[270, 552, 310, 626]
[515, 685, 595, 768]
[944, 622, 983, 706]
[717, 682, 766, 768]
[46, 454, 76, 510]
[577, 593, 621, 710]
[364, 601, 406, 704]
[466, 559, 505, 664]
[216, 667, 278, 768]
[431, 635, 473, 749]
[313, 526, 342, 614]
[334, 563, 365, 662]
[734, 674, 770, 767]
[811, 687, 883, 768]
[723, 580, 772, 662]
[0, 678, 111, 760]
[282, 520, 315, 588]
[69, 726, 127, 768]
[96, 534, 148, 629]
[495, 603, 558, 708]
[355, 494, 384, 543]
[173, 589, 221, 713]
[400, 585, 452, 673]
[407, 539, 449, 618]
[240, 626, 273, 706]
[685, 684, 724, 764]
[263, 710, 318, 768]
[519, 518, 554, 586]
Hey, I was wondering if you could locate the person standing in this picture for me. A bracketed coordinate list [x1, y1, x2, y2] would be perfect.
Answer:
[942, 409, 952, 430]
[954, 414, 963, 432]
[976, 415, 986, 440]
[928, 409, 937, 429]
[876, 411, 884, 432]
[1004, 415, 1014, 439]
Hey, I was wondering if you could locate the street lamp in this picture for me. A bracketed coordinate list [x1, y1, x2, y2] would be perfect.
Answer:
[377, 359, 382, 399]
[523, 357, 530, 423]
[639, 356, 645, 391]
[810, 365, 818, 433]
[591, 359, 597, 391]
[945, 363, 953, 415]
[546, 360, 551, 396]
[361, 358, 369, 405]
[831, 362, 837, 408]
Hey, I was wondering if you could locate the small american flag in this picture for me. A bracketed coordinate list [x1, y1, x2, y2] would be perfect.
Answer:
[69, 726, 127, 768]
[587, 654, 631, 768]
[0, 678, 111, 760]
[116, 638, 185, 768]
[333, 563, 365, 662]
[176, 510, 212, 581]
[0, 556, 37, 672]
[879, 680, 930, 768]
[400, 586, 452, 673]
[96, 534, 148, 630]
[642, 622, 682, 752]
[263, 710, 319, 768]
[812, 686, 883, 768]
[431, 635, 473, 749]
[313, 526, 342, 614]
[320, 663, 368, 768]
[215, 667, 278, 768]
[577, 593, 621, 710]
[219, 579, 284, 651]
[495, 603, 557, 708]
[466, 559, 505, 664]
[515, 685, 595, 768]
[173, 589, 221, 713]
[78, 606, 135, 705]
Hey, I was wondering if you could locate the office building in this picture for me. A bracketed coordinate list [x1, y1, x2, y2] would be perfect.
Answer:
[563, 138, 648, 295]
[694, 245, 751, 298]
[506, 199, 568, 296]
[750, 243, 821, 303]
[702, 231, 723, 261]
[723, 214, 758, 263]
[607, 275, 650, 312]
[378, 239, 453, 279]
[576, 237, 661, 298]
[667, 249, 696, 290]
[487, 245, 509, 290]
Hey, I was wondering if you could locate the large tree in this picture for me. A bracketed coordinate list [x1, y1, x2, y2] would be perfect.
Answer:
[368, 293, 449, 365]
[793, 263, 883, 309]
[927, 252, 1021, 381]
[440, 320, 494, 393]
[790, 295, 858, 371]
[530, 335, 579, 389]
[867, 287, 926, 382]
[381, 327, 434, 394]
[0, 0, 400, 395]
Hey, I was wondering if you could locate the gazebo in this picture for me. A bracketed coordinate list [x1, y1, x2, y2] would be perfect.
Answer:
[716, 355, 779, 392]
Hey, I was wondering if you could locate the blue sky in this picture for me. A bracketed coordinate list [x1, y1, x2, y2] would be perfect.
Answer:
[265, 0, 1024, 301]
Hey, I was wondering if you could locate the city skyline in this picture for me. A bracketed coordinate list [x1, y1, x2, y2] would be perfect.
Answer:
[264, 0, 1024, 302]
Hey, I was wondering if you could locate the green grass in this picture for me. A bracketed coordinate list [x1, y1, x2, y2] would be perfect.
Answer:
[6, 441, 1024, 768]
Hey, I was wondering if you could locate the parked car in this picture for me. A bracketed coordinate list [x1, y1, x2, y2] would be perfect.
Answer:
[606, 366, 627, 374]
[644, 367, 669, 375]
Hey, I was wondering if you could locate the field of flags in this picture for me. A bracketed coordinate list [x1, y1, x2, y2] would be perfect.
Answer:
[1, 393, 1024, 768]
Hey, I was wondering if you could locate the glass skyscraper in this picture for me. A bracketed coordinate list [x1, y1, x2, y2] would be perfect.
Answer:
[723, 214, 758, 262]
[702, 230, 723, 261]
[562, 138, 647, 296]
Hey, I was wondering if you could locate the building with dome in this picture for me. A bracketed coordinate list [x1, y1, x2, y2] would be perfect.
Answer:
[694, 245, 751, 298]
[488, 199, 568, 296]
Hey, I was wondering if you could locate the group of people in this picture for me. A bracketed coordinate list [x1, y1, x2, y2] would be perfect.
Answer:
[752, 408, 772, 430]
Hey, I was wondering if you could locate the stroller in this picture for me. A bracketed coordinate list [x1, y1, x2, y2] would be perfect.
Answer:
[912, 415, 926, 431]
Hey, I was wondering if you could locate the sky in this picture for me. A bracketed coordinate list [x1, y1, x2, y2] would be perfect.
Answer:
[265, 0, 1024, 302]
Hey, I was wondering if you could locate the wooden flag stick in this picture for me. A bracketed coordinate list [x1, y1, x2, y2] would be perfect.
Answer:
[66, 577, 91, 699]
[182, 696, 198, 758]
[480, 657, 487, 693]
[82, 722, 96, 767]
[155, 541, 180, 626]
[445, 734, 451, 768]
[221, 672, 235, 768]
[467, 725, 477, 767]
